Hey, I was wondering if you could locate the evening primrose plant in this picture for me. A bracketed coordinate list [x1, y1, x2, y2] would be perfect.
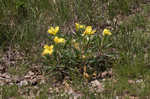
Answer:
[42, 23, 113, 80]
[100, 29, 112, 50]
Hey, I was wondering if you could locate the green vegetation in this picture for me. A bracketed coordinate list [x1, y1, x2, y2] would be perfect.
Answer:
[0, 0, 150, 98]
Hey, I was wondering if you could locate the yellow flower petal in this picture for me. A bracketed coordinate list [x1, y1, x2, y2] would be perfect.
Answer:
[49, 45, 54, 49]
[91, 29, 96, 34]
[79, 25, 85, 29]
[48, 28, 53, 34]
[75, 23, 80, 31]
[48, 26, 59, 35]
[102, 29, 112, 36]
[75, 23, 86, 31]
[83, 26, 96, 35]
[44, 45, 49, 49]
[54, 26, 59, 34]
[42, 45, 54, 56]
[54, 36, 65, 44]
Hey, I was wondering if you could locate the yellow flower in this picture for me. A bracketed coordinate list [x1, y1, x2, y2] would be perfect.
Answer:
[42, 45, 54, 56]
[102, 29, 112, 36]
[48, 26, 59, 35]
[83, 26, 96, 35]
[54, 36, 65, 44]
[75, 23, 85, 31]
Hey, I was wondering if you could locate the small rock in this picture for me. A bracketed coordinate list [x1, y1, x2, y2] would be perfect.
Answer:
[136, 79, 143, 83]
[0, 76, 5, 80]
[40, 79, 45, 84]
[9, 82, 14, 85]
[91, 80, 104, 92]
[0, 66, 5, 73]
[24, 75, 31, 79]
[30, 78, 38, 86]
[28, 71, 34, 76]
[0, 81, 5, 86]
[18, 80, 28, 86]
[2, 73, 11, 79]
[101, 71, 108, 78]
[128, 80, 135, 84]
[5, 79, 12, 83]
